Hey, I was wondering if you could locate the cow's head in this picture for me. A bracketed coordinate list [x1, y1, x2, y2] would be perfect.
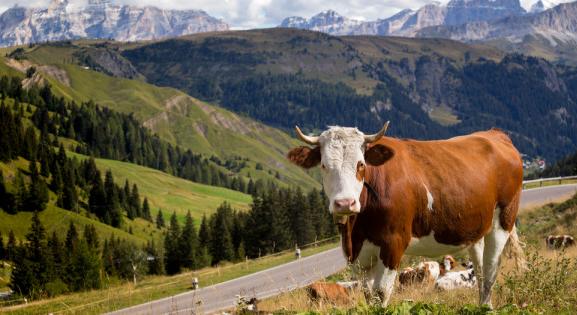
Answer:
[287, 123, 394, 217]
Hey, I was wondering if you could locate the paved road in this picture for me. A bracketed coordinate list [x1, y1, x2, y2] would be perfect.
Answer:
[110, 184, 577, 315]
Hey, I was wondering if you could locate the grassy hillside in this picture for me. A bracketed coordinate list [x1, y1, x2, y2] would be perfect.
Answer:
[68, 152, 252, 223]
[0, 47, 320, 191]
[0, 157, 158, 244]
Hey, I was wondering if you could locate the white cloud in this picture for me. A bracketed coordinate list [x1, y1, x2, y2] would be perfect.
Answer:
[0, 0, 571, 29]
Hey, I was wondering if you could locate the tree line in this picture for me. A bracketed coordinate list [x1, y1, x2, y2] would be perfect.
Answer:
[1, 213, 163, 298]
[0, 95, 151, 226]
[162, 187, 336, 275]
[2, 183, 336, 298]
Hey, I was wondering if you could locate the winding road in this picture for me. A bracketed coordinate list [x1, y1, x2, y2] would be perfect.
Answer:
[109, 184, 577, 315]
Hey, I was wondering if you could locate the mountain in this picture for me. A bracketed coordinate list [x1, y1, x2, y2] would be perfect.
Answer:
[278, 0, 525, 36]
[530, 0, 557, 13]
[0, 0, 229, 47]
[280, 10, 362, 35]
[416, 1, 577, 64]
[116, 28, 577, 162]
[418, 1, 577, 42]
[444, 0, 526, 25]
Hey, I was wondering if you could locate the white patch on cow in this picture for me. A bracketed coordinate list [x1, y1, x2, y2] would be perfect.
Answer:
[405, 233, 466, 257]
[480, 207, 510, 306]
[424, 184, 434, 212]
[318, 127, 366, 214]
[419, 261, 440, 280]
[372, 263, 397, 306]
[443, 259, 451, 272]
[435, 269, 477, 291]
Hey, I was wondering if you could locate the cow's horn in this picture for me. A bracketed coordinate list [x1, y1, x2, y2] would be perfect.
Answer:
[295, 126, 319, 145]
[364, 121, 389, 143]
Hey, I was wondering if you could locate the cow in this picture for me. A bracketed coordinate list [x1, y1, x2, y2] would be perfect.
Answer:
[306, 282, 350, 306]
[546, 235, 576, 249]
[287, 123, 525, 307]
[435, 264, 477, 291]
[399, 255, 456, 286]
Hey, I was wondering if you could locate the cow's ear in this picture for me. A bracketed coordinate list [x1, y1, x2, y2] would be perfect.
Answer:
[287, 146, 321, 169]
[365, 144, 394, 166]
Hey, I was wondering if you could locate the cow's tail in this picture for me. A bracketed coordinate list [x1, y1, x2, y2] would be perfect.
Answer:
[504, 225, 527, 270]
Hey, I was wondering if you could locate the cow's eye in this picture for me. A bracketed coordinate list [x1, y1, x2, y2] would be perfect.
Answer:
[357, 162, 365, 170]
[321, 163, 326, 170]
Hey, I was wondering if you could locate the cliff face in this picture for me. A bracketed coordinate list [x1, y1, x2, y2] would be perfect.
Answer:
[279, 0, 526, 36]
[0, 0, 229, 47]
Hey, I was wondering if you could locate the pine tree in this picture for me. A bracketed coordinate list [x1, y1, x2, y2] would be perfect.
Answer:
[15, 171, 27, 212]
[156, 209, 165, 229]
[83, 224, 99, 251]
[164, 212, 181, 275]
[290, 188, 314, 246]
[209, 203, 235, 264]
[65, 222, 79, 253]
[198, 214, 211, 248]
[10, 212, 49, 298]
[0, 231, 5, 260]
[25, 159, 49, 212]
[130, 184, 141, 218]
[47, 232, 63, 280]
[145, 240, 165, 275]
[0, 170, 15, 214]
[179, 211, 199, 269]
[141, 197, 152, 221]
[104, 170, 122, 227]
[65, 240, 101, 291]
[6, 230, 16, 261]
[88, 175, 107, 220]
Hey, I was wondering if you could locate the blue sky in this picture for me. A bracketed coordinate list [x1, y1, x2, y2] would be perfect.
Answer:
[0, 0, 568, 29]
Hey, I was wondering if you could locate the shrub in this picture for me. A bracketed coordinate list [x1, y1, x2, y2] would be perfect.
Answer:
[496, 248, 577, 313]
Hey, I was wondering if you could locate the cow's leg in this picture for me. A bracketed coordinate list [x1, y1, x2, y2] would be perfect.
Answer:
[351, 241, 380, 297]
[370, 236, 403, 306]
[481, 208, 510, 308]
[371, 260, 397, 306]
[468, 237, 485, 304]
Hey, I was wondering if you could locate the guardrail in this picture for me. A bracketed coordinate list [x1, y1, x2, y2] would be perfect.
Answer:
[522, 176, 577, 189]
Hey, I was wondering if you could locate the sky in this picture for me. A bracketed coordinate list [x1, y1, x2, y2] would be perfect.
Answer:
[0, 0, 568, 29]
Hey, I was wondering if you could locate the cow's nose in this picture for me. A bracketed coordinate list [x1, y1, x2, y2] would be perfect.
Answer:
[334, 198, 355, 210]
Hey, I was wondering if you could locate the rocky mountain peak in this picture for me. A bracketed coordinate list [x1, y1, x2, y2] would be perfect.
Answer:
[0, 1, 229, 47]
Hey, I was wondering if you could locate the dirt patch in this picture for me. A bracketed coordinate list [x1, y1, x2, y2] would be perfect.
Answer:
[164, 95, 189, 113]
[4, 58, 32, 73]
[38, 65, 70, 87]
[5, 58, 71, 87]
[193, 122, 208, 139]
[189, 98, 253, 135]
[21, 73, 45, 90]
[143, 112, 169, 131]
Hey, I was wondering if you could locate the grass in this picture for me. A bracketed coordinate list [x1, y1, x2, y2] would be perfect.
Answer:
[0, 157, 153, 245]
[2, 239, 339, 314]
[67, 152, 252, 224]
[429, 106, 461, 126]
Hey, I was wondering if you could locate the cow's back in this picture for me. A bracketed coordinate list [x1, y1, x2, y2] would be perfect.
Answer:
[367, 129, 522, 246]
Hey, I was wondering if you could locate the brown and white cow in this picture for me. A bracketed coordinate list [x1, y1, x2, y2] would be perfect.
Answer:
[287, 123, 525, 307]
[546, 235, 576, 249]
